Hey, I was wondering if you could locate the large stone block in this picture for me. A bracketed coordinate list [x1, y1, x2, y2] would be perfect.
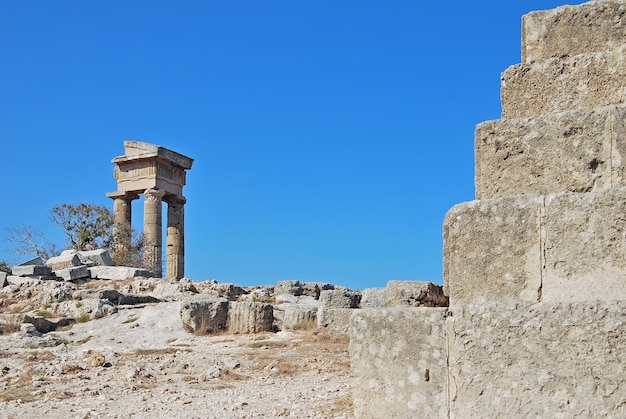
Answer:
[385, 280, 448, 307]
[317, 308, 354, 338]
[88, 266, 152, 280]
[443, 195, 543, 304]
[46, 252, 82, 271]
[448, 302, 626, 417]
[0, 271, 7, 288]
[360, 287, 386, 309]
[11, 265, 52, 277]
[77, 249, 114, 266]
[54, 265, 90, 282]
[350, 308, 449, 419]
[180, 297, 229, 334]
[475, 105, 626, 199]
[501, 46, 626, 118]
[543, 187, 626, 302]
[282, 305, 317, 329]
[522, 1, 626, 64]
[227, 301, 273, 333]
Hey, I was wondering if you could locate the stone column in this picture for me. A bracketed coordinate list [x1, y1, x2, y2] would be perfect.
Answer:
[143, 188, 166, 277]
[165, 195, 186, 279]
[108, 192, 138, 259]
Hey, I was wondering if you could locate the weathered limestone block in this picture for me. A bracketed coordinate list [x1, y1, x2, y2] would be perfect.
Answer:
[274, 280, 303, 296]
[317, 289, 361, 329]
[502, 46, 626, 118]
[1, 271, 7, 288]
[443, 195, 543, 304]
[46, 252, 82, 271]
[12, 257, 52, 277]
[543, 187, 626, 302]
[360, 287, 386, 309]
[350, 308, 448, 419]
[522, 1, 626, 64]
[54, 265, 90, 282]
[475, 105, 626, 199]
[282, 304, 317, 329]
[150, 278, 198, 301]
[227, 301, 273, 333]
[77, 249, 114, 266]
[385, 280, 448, 308]
[88, 266, 151, 280]
[317, 308, 353, 337]
[180, 297, 229, 334]
[56, 298, 117, 320]
[300, 282, 321, 299]
[448, 302, 626, 417]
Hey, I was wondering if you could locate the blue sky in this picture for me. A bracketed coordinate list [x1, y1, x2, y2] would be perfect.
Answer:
[0, 1, 585, 289]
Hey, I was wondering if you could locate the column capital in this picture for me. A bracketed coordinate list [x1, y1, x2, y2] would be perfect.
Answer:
[106, 191, 139, 201]
[144, 188, 166, 202]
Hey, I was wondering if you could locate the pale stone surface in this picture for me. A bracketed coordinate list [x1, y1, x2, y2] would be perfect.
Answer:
[350, 308, 448, 419]
[227, 301, 274, 333]
[475, 105, 626, 199]
[543, 187, 626, 302]
[179, 297, 229, 334]
[53, 265, 90, 282]
[46, 253, 82, 271]
[56, 298, 117, 320]
[443, 195, 543, 304]
[88, 266, 151, 280]
[77, 249, 114, 267]
[274, 280, 303, 296]
[523, 1, 626, 64]
[359, 287, 386, 309]
[11, 265, 52, 277]
[385, 280, 448, 308]
[448, 301, 626, 417]
[317, 289, 361, 329]
[317, 308, 354, 337]
[502, 46, 626, 118]
[0, 271, 7, 288]
[282, 305, 317, 329]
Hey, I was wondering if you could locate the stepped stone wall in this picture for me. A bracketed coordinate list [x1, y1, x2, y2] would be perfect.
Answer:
[350, 1, 626, 417]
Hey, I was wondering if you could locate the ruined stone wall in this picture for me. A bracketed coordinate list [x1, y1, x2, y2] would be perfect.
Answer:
[350, 1, 626, 417]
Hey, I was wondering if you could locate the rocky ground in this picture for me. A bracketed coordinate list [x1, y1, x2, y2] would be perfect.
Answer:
[0, 279, 354, 419]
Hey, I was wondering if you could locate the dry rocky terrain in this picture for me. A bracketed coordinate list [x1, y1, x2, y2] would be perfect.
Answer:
[0, 277, 354, 419]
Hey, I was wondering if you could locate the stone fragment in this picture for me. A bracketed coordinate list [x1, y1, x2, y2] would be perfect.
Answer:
[227, 301, 274, 333]
[502, 46, 626, 118]
[350, 308, 448, 419]
[359, 287, 386, 309]
[300, 282, 320, 299]
[77, 249, 114, 266]
[23, 315, 72, 334]
[274, 280, 303, 296]
[85, 352, 106, 367]
[522, 1, 626, 64]
[443, 195, 543, 304]
[0, 272, 7, 288]
[274, 294, 298, 305]
[385, 281, 448, 308]
[54, 265, 90, 281]
[543, 187, 626, 302]
[180, 297, 229, 334]
[448, 302, 626, 417]
[283, 305, 317, 329]
[475, 105, 621, 199]
[150, 278, 198, 301]
[88, 266, 152, 280]
[318, 289, 361, 309]
[45, 253, 82, 271]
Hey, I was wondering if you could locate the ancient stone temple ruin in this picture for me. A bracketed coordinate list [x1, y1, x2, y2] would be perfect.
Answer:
[107, 141, 193, 279]
[349, 1, 626, 417]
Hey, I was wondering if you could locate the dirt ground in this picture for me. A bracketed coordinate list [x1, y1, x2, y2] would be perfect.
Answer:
[0, 301, 355, 419]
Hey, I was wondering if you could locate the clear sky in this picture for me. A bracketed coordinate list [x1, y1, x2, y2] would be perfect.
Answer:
[0, 0, 586, 290]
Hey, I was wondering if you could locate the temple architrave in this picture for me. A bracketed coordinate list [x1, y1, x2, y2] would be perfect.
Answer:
[106, 141, 193, 279]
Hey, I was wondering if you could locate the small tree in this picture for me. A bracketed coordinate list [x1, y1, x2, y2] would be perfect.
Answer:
[5, 224, 59, 261]
[110, 225, 145, 268]
[50, 203, 114, 251]
[0, 260, 10, 273]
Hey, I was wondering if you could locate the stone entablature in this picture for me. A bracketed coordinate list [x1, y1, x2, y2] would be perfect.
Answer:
[107, 141, 193, 279]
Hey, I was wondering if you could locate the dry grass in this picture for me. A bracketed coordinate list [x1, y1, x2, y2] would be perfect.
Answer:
[132, 347, 192, 356]
[0, 321, 21, 335]
[291, 319, 317, 331]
